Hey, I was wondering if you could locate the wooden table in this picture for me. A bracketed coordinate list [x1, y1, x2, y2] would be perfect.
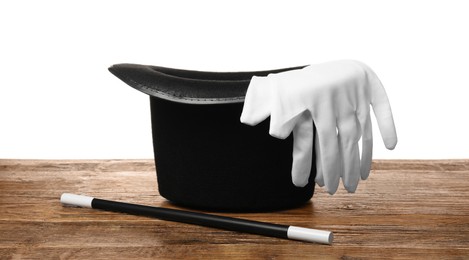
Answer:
[1, 159, 468, 259]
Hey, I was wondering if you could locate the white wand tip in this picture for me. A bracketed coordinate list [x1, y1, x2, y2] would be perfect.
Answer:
[60, 193, 94, 208]
[287, 226, 334, 244]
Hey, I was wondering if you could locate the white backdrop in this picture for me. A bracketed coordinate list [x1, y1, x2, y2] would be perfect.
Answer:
[1, 0, 468, 159]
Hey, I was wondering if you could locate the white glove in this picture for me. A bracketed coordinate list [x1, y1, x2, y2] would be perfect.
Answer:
[240, 60, 397, 195]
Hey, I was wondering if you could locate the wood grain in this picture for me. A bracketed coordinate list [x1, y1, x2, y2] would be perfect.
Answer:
[1, 159, 468, 259]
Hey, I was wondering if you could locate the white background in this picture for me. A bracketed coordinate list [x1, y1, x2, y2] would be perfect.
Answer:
[1, 0, 468, 159]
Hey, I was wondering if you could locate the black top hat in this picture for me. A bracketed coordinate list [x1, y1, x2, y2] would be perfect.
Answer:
[109, 63, 316, 212]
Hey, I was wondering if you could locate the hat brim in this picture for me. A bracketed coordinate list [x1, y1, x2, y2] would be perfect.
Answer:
[109, 63, 306, 104]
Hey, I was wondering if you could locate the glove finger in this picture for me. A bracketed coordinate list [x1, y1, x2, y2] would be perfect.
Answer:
[357, 109, 373, 180]
[291, 111, 314, 187]
[368, 69, 398, 150]
[314, 123, 325, 187]
[337, 113, 361, 193]
[314, 115, 341, 195]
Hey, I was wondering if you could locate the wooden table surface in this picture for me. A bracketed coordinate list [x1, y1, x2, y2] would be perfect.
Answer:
[1, 159, 468, 259]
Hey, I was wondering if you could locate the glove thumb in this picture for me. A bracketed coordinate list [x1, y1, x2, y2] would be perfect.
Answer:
[240, 76, 272, 126]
